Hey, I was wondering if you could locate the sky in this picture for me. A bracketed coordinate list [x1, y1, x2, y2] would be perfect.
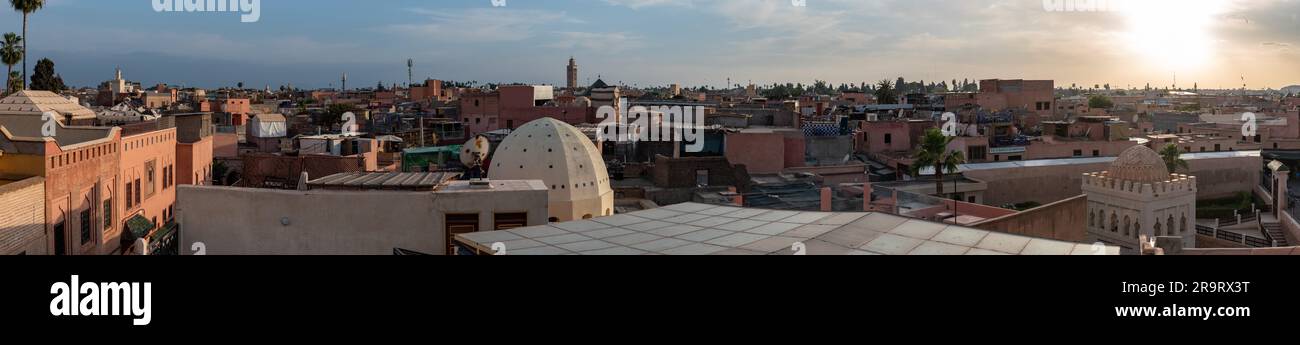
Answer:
[2, 0, 1298, 90]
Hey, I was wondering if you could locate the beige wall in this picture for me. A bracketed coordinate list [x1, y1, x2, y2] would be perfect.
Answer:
[965, 154, 1260, 207]
[0, 177, 46, 255]
[177, 182, 549, 255]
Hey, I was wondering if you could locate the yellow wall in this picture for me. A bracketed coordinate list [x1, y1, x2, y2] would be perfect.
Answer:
[0, 153, 48, 177]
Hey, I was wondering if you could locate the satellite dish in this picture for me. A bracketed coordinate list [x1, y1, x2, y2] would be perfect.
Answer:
[461, 135, 491, 167]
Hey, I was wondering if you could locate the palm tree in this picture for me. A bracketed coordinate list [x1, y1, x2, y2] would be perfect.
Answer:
[10, 0, 44, 90]
[4, 71, 19, 96]
[912, 128, 967, 196]
[1160, 144, 1188, 173]
[0, 33, 19, 94]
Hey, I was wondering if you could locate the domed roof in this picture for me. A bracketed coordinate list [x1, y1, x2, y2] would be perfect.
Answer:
[1109, 145, 1170, 183]
[0, 90, 97, 122]
[488, 118, 611, 204]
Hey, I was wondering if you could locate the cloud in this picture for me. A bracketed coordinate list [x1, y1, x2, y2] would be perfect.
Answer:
[383, 8, 581, 43]
[545, 31, 646, 53]
[601, 0, 695, 10]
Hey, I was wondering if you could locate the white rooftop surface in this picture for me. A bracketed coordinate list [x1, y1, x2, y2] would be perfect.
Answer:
[455, 202, 1120, 256]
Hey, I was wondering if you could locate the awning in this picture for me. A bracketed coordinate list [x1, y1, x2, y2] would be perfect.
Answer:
[125, 214, 156, 241]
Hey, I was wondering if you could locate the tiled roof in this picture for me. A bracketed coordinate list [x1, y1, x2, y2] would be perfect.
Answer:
[455, 202, 1119, 255]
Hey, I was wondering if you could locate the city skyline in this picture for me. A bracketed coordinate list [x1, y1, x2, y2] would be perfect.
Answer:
[2, 0, 1297, 89]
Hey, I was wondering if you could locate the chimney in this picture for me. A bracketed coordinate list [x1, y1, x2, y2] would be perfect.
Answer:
[726, 186, 743, 206]
[820, 187, 832, 212]
[862, 182, 872, 212]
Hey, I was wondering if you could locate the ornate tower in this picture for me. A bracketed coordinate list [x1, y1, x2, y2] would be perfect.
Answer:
[1083, 146, 1197, 254]
[567, 57, 578, 90]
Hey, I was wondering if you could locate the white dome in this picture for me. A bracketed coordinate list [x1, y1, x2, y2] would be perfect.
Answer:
[489, 118, 613, 221]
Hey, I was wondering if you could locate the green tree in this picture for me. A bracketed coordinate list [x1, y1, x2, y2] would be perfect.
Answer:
[1160, 144, 1188, 173]
[875, 80, 898, 104]
[29, 58, 64, 92]
[1088, 94, 1114, 109]
[1, 33, 20, 94]
[321, 103, 358, 127]
[10, 0, 44, 90]
[911, 128, 967, 197]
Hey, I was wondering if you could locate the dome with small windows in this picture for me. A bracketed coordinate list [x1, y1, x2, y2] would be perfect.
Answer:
[488, 118, 613, 221]
[1108, 145, 1170, 183]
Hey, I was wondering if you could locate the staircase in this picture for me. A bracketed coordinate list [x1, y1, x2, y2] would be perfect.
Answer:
[1262, 222, 1289, 247]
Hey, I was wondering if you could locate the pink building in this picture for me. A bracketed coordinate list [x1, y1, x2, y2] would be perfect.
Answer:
[171, 113, 215, 186]
[119, 127, 178, 236]
[217, 98, 252, 126]
[723, 129, 805, 174]
[460, 90, 500, 137]
[977, 79, 1055, 117]
[859, 121, 916, 154]
[410, 79, 449, 103]
[460, 85, 591, 137]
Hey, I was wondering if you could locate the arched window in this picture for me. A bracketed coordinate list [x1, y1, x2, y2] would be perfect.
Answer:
[582, 214, 593, 220]
[1134, 222, 1141, 238]
[1089, 211, 1096, 228]
[1110, 214, 1119, 233]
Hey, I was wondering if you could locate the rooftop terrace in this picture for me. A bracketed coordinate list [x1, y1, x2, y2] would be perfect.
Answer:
[455, 202, 1118, 255]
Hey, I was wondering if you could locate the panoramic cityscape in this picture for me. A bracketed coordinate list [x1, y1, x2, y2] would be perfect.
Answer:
[0, 0, 1298, 258]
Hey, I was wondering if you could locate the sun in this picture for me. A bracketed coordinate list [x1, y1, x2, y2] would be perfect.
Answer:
[1119, 0, 1227, 69]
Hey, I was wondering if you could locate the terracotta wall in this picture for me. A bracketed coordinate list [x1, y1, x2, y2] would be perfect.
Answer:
[972, 195, 1089, 242]
[178, 136, 214, 186]
[213, 133, 239, 158]
[725, 131, 788, 174]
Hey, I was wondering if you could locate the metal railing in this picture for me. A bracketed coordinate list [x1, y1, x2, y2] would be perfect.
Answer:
[1200, 221, 1272, 248]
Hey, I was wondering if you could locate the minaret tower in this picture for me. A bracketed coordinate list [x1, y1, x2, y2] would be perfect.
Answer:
[567, 57, 579, 90]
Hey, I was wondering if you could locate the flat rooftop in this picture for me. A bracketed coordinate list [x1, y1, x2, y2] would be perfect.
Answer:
[919, 150, 1260, 175]
[438, 180, 547, 193]
[308, 172, 456, 190]
[455, 202, 1118, 255]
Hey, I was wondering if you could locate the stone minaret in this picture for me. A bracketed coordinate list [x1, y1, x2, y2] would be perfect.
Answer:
[567, 57, 578, 90]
